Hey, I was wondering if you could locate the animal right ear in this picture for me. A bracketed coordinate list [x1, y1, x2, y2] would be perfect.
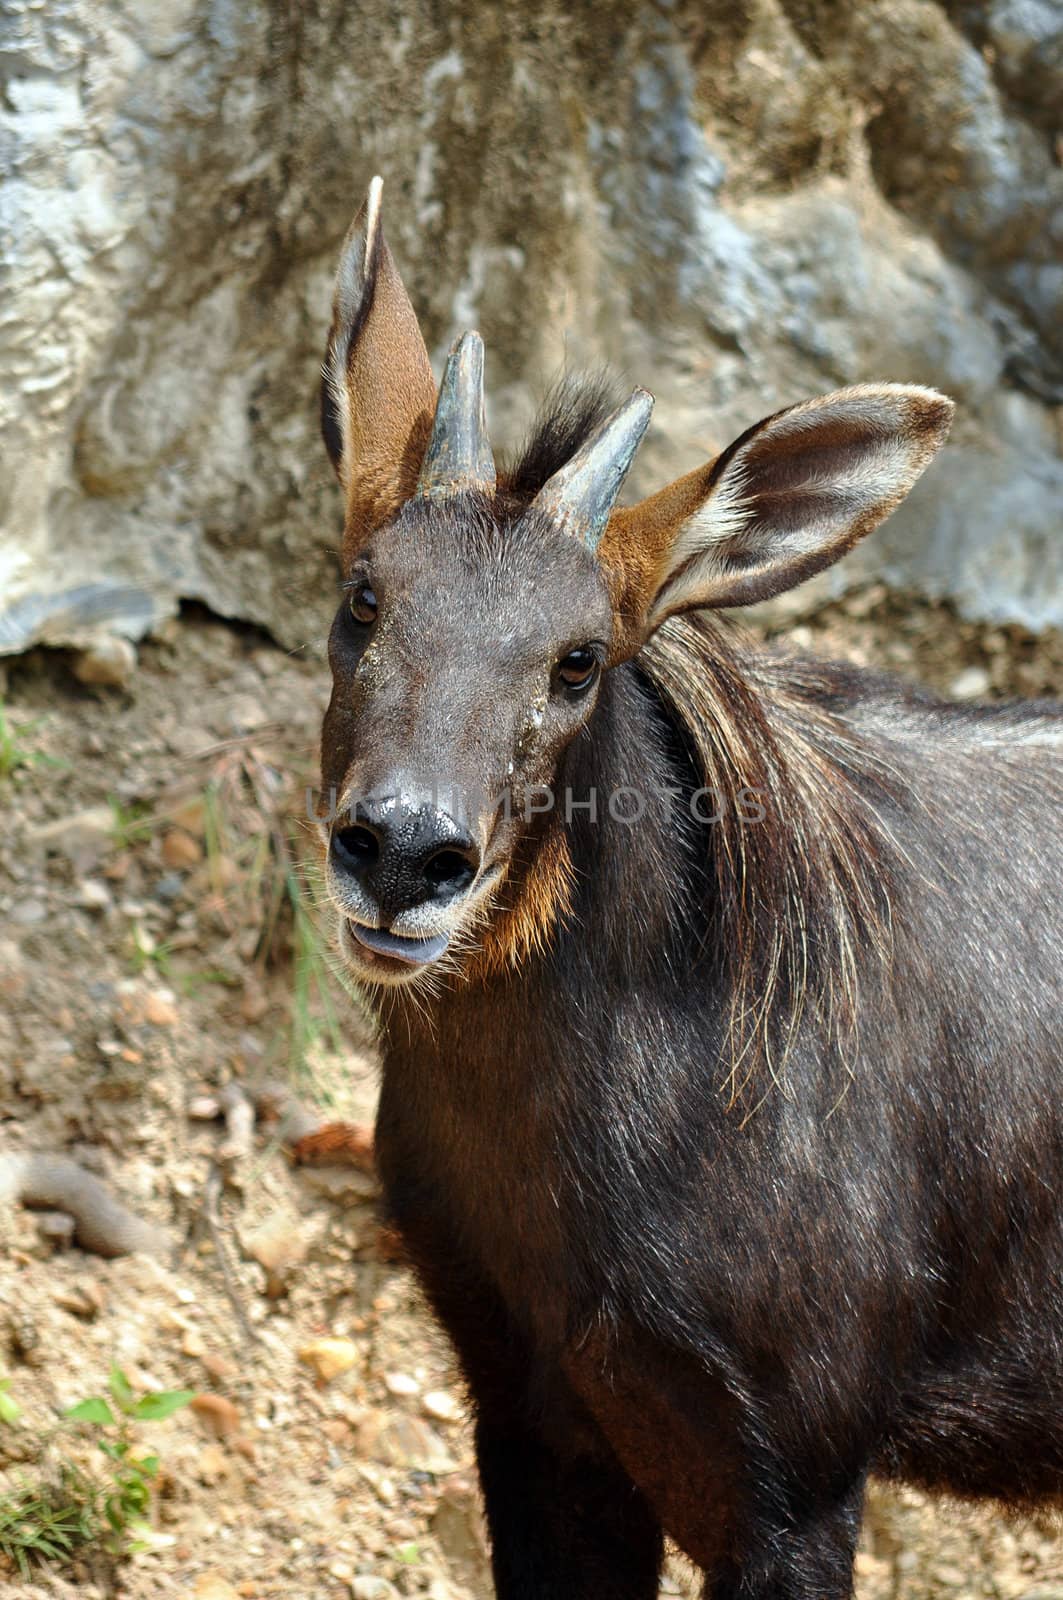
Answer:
[322, 177, 437, 552]
[602, 384, 953, 653]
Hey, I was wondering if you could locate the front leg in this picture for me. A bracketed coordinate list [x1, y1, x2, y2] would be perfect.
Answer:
[386, 1178, 662, 1597]
[476, 1414, 663, 1599]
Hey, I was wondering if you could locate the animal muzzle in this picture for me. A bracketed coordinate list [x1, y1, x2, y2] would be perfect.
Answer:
[328, 789, 481, 965]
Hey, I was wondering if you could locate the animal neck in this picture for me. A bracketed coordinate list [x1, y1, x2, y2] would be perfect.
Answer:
[638, 614, 900, 1098]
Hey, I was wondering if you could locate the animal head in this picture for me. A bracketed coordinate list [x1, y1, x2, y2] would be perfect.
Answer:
[317, 177, 953, 989]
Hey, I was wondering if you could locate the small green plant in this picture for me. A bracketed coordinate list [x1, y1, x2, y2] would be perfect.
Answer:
[288, 879, 349, 1078]
[0, 1379, 21, 1426]
[128, 923, 175, 979]
[107, 795, 157, 848]
[199, 749, 375, 1081]
[0, 1366, 193, 1576]
[174, 965, 241, 996]
[65, 1364, 193, 1549]
[108, 742, 375, 1107]
[0, 701, 59, 781]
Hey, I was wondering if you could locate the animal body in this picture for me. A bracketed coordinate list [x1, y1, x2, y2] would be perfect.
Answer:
[315, 178, 1063, 1598]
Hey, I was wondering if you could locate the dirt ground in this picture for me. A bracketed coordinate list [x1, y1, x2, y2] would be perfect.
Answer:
[0, 592, 1060, 1600]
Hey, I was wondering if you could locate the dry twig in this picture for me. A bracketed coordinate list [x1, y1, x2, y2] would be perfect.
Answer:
[0, 1154, 170, 1259]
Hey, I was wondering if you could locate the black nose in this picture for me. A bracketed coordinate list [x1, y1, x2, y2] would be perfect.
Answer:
[330, 796, 480, 919]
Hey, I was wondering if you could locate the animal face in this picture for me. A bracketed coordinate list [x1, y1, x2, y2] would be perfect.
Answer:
[320, 494, 613, 985]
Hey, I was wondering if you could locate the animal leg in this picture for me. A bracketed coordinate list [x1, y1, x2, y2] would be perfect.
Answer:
[475, 1415, 664, 1599]
[394, 1203, 662, 1597]
[706, 1476, 865, 1600]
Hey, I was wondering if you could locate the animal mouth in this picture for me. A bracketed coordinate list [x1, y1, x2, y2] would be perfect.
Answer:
[344, 919, 451, 969]
[335, 862, 504, 983]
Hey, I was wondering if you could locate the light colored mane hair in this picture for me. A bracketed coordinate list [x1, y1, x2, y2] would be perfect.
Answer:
[640, 612, 901, 1114]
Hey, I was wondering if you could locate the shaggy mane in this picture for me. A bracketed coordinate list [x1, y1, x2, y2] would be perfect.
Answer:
[639, 613, 902, 1112]
[504, 371, 626, 503]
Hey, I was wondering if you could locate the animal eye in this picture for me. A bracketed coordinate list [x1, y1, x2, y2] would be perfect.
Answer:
[555, 646, 600, 694]
[348, 582, 378, 625]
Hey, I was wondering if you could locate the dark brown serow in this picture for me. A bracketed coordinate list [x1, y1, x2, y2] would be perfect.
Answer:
[314, 176, 1063, 1598]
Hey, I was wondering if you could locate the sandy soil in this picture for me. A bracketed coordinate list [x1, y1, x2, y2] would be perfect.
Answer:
[0, 594, 1059, 1599]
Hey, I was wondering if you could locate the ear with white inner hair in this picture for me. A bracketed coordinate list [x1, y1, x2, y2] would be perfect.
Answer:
[603, 384, 953, 644]
[322, 176, 438, 558]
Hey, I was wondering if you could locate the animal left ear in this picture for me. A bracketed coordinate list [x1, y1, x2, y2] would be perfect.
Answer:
[322, 177, 438, 554]
[603, 384, 953, 645]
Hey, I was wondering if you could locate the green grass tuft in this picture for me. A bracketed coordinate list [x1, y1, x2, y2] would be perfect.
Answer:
[0, 1368, 192, 1577]
[0, 701, 66, 781]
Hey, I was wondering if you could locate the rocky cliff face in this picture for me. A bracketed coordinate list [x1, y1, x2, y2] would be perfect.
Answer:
[2, 0, 1061, 655]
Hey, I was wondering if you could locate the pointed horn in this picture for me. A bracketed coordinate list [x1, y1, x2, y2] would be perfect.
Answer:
[415, 332, 496, 500]
[532, 387, 654, 549]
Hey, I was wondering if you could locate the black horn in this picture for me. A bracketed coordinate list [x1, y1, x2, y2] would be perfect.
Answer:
[415, 331, 496, 500]
[532, 386, 654, 549]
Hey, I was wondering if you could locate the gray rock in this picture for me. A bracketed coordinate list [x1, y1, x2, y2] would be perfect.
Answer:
[0, 0, 1059, 651]
[34, 1210, 77, 1250]
[32, 806, 115, 871]
[10, 898, 47, 926]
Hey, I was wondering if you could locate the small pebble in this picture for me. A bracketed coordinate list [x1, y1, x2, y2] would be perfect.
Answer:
[167, 724, 214, 757]
[161, 827, 203, 870]
[227, 694, 271, 733]
[33, 805, 113, 867]
[153, 871, 185, 902]
[384, 1370, 419, 1398]
[948, 665, 991, 700]
[0, 939, 27, 1001]
[54, 1279, 106, 1319]
[34, 1211, 76, 1250]
[195, 1442, 231, 1484]
[8, 1312, 43, 1365]
[199, 1350, 238, 1383]
[170, 795, 208, 834]
[298, 1336, 361, 1384]
[422, 1388, 461, 1423]
[351, 1578, 399, 1600]
[191, 1393, 241, 1437]
[239, 978, 269, 1023]
[374, 1413, 458, 1475]
[192, 1573, 241, 1600]
[245, 1211, 310, 1289]
[77, 879, 112, 911]
[11, 899, 47, 926]
[143, 988, 179, 1027]
[72, 636, 137, 690]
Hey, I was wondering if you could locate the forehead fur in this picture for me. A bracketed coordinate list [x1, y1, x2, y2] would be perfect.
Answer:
[357, 492, 614, 653]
